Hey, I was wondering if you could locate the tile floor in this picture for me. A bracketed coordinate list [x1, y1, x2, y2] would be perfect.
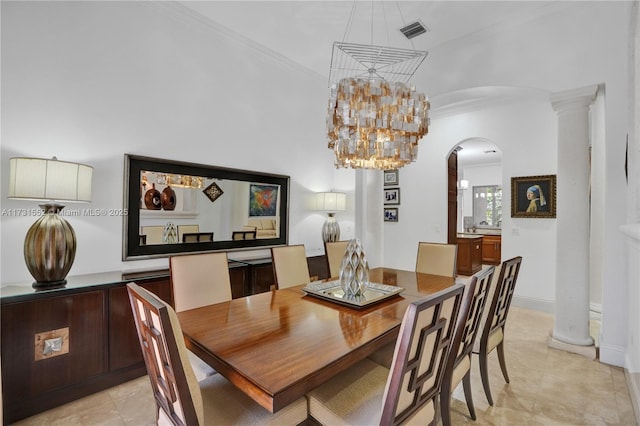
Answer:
[12, 307, 638, 425]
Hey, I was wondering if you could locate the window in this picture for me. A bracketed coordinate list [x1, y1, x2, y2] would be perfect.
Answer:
[473, 185, 502, 228]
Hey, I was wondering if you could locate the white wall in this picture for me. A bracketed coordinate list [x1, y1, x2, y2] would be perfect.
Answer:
[0, 1, 354, 282]
[382, 1, 631, 365]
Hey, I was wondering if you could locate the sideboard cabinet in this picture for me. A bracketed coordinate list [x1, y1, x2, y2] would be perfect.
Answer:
[1, 271, 173, 424]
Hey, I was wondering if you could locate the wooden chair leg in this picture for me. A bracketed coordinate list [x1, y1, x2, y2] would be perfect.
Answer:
[462, 370, 476, 420]
[497, 340, 510, 383]
[479, 350, 494, 406]
[439, 378, 452, 426]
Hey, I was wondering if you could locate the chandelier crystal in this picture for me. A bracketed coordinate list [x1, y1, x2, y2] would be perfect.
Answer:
[326, 40, 430, 170]
[327, 77, 429, 170]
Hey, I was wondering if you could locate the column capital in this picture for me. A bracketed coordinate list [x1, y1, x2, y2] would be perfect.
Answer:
[550, 85, 598, 112]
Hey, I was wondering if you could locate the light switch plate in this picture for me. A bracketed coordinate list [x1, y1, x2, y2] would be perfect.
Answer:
[35, 327, 69, 361]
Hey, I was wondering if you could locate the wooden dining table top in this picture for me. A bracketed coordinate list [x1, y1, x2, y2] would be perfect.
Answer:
[176, 267, 458, 413]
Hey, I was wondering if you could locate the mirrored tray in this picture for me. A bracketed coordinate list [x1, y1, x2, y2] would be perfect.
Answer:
[302, 280, 404, 308]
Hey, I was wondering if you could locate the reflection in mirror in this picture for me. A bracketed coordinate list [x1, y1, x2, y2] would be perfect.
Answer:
[473, 185, 502, 228]
[123, 155, 289, 260]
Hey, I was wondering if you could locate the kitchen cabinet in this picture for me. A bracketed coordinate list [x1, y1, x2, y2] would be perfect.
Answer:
[482, 235, 502, 265]
[457, 236, 483, 276]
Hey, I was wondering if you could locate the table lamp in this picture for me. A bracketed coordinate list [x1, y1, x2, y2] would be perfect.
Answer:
[316, 191, 346, 242]
[8, 157, 93, 288]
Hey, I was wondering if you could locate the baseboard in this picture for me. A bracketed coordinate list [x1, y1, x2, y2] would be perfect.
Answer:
[511, 295, 554, 313]
[599, 342, 626, 367]
[626, 370, 640, 424]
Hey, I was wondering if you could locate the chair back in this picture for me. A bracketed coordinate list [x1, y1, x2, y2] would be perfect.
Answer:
[271, 245, 311, 289]
[182, 232, 213, 243]
[177, 225, 199, 243]
[451, 266, 495, 366]
[415, 242, 458, 277]
[127, 282, 203, 426]
[482, 257, 522, 342]
[380, 283, 465, 425]
[141, 225, 164, 245]
[169, 252, 232, 312]
[324, 240, 349, 278]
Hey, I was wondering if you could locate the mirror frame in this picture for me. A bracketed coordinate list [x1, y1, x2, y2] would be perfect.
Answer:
[123, 154, 289, 260]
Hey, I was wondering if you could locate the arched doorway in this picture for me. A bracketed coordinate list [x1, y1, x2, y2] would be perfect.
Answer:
[447, 138, 502, 248]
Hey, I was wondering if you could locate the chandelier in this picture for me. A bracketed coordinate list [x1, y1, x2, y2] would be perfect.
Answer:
[327, 22, 430, 170]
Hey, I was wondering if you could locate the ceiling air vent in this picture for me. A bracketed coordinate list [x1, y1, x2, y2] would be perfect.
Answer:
[399, 20, 429, 40]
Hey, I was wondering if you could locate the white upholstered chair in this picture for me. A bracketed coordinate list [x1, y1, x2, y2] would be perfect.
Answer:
[473, 256, 522, 405]
[440, 265, 495, 426]
[141, 225, 164, 245]
[126, 283, 307, 426]
[177, 224, 199, 243]
[416, 242, 458, 277]
[169, 252, 233, 380]
[270, 245, 311, 289]
[306, 283, 465, 426]
[324, 240, 349, 279]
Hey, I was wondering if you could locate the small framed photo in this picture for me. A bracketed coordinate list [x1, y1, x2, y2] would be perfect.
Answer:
[384, 187, 400, 205]
[511, 174, 557, 218]
[384, 207, 398, 222]
[384, 169, 399, 186]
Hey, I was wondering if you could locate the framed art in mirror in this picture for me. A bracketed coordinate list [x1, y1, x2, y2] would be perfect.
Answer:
[123, 154, 290, 260]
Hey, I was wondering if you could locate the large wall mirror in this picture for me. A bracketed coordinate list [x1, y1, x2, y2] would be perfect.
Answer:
[123, 154, 289, 260]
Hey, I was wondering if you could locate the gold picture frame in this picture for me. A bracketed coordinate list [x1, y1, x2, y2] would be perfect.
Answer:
[511, 174, 556, 218]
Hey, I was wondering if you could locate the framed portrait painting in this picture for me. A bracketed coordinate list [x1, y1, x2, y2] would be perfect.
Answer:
[511, 175, 556, 218]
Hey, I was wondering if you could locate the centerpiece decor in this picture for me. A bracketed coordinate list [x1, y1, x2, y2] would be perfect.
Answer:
[339, 238, 370, 297]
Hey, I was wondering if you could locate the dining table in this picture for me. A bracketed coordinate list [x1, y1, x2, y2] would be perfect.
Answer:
[176, 267, 460, 413]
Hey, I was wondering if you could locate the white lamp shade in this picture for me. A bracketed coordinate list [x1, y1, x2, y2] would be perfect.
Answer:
[8, 157, 93, 202]
[316, 192, 346, 212]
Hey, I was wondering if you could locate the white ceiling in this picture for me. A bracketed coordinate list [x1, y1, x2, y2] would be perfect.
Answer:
[178, 1, 561, 82]
[177, 1, 557, 166]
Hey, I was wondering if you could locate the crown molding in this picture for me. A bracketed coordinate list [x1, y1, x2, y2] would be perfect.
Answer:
[151, 1, 325, 83]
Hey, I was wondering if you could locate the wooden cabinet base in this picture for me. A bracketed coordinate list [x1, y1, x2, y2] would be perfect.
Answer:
[457, 237, 483, 276]
[481, 235, 502, 265]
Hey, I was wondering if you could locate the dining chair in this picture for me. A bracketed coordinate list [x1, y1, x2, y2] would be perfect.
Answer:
[306, 283, 465, 426]
[169, 252, 233, 380]
[440, 265, 495, 426]
[271, 245, 311, 289]
[177, 224, 199, 243]
[416, 242, 458, 277]
[141, 225, 164, 245]
[473, 256, 523, 406]
[324, 240, 349, 278]
[126, 283, 308, 426]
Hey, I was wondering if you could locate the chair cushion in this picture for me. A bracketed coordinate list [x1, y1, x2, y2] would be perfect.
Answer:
[308, 357, 435, 426]
[307, 359, 388, 425]
[200, 374, 307, 425]
[186, 350, 216, 381]
[367, 340, 395, 369]
[451, 354, 471, 390]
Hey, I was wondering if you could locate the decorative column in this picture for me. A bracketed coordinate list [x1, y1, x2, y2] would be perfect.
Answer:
[549, 85, 598, 357]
